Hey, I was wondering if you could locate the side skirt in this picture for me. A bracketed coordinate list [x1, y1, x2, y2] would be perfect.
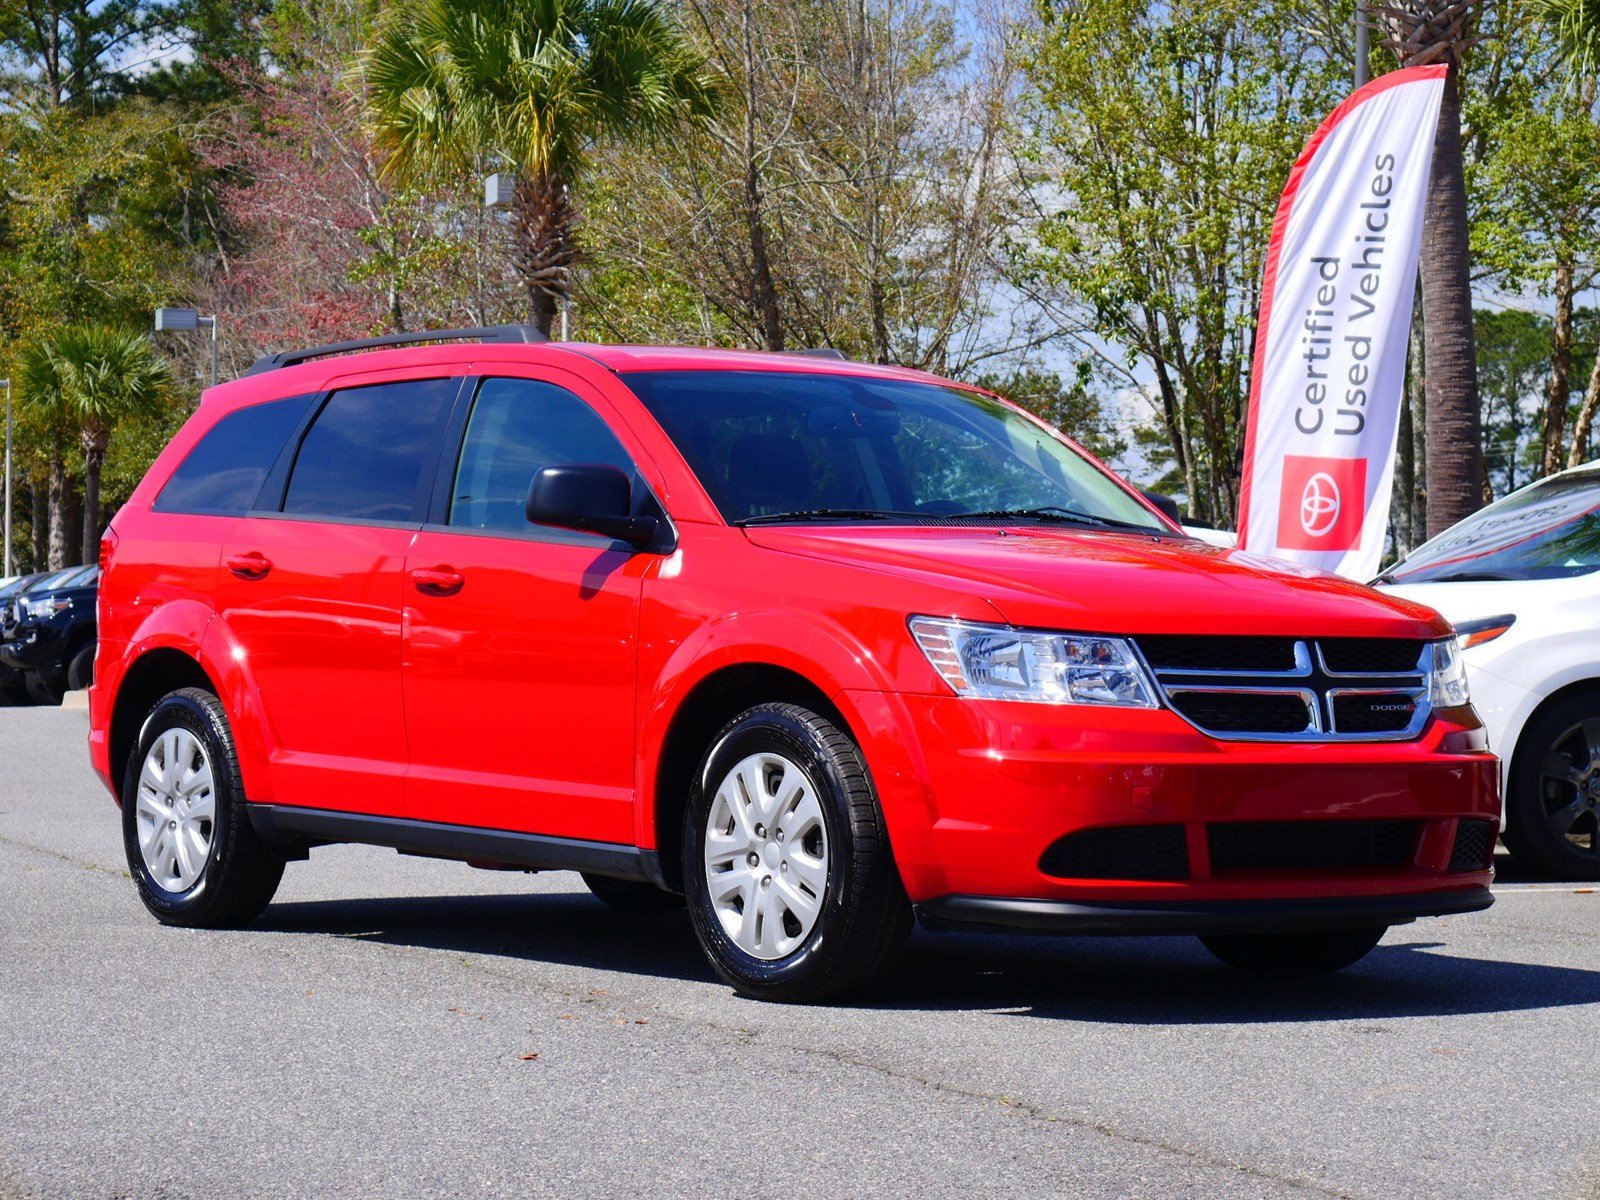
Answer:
[247, 804, 664, 885]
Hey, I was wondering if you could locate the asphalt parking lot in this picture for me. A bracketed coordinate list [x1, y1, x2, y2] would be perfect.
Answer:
[1, 704, 1597, 1200]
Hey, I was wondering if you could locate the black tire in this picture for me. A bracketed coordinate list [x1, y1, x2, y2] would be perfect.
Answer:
[66, 643, 94, 691]
[1502, 691, 1600, 881]
[581, 872, 685, 911]
[122, 687, 286, 928]
[24, 673, 61, 706]
[1198, 926, 1387, 973]
[682, 702, 912, 1003]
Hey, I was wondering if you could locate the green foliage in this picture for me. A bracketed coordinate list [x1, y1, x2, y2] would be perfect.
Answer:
[1476, 307, 1566, 492]
[1016, 0, 1347, 524]
[362, 0, 722, 184]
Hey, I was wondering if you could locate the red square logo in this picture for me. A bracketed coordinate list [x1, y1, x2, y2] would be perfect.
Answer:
[1276, 455, 1367, 551]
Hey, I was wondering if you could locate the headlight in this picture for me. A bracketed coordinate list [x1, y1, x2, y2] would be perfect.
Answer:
[20, 595, 69, 619]
[1428, 637, 1470, 707]
[1453, 613, 1515, 651]
[909, 617, 1159, 707]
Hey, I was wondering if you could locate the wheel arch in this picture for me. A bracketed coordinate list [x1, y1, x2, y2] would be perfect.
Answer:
[649, 662, 850, 893]
[1505, 677, 1600, 787]
[108, 648, 220, 802]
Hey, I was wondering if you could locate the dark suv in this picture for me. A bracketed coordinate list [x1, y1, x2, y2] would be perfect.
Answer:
[1, 564, 99, 704]
[0, 572, 49, 704]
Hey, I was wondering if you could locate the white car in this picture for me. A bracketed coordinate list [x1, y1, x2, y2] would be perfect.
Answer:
[1377, 461, 1600, 879]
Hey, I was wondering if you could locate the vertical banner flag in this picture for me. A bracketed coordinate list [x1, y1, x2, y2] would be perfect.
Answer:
[1236, 65, 1446, 580]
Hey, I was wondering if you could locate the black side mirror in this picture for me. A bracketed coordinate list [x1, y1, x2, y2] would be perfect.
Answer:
[1140, 489, 1184, 526]
[526, 464, 659, 548]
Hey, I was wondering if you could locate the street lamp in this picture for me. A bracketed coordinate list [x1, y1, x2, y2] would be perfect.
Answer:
[154, 307, 220, 388]
[483, 171, 571, 341]
[2, 377, 12, 577]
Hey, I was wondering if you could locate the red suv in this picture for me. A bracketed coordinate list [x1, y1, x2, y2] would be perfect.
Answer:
[89, 325, 1499, 1001]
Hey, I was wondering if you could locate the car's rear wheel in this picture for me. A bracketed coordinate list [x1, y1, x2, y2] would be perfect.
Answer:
[66, 644, 94, 691]
[1198, 926, 1386, 973]
[122, 687, 286, 927]
[581, 872, 684, 911]
[1503, 692, 1600, 881]
[682, 702, 911, 1003]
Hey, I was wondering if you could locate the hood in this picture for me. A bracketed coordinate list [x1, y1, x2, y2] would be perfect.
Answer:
[744, 525, 1449, 638]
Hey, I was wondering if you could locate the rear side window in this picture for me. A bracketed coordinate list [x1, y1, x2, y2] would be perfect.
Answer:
[284, 378, 458, 522]
[154, 394, 314, 516]
[449, 377, 636, 533]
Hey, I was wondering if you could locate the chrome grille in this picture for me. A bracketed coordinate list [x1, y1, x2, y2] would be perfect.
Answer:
[1136, 637, 1435, 742]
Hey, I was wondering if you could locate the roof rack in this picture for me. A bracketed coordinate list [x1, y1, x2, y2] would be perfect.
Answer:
[779, 348, 849, 361]
[244, 324, 548, 376]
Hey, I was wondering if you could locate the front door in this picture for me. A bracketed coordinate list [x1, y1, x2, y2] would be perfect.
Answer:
[402, 373, 654, 842]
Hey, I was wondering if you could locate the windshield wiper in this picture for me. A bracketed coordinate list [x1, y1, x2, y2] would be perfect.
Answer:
[735, 508, 925, 527]
[959, 506, 1159, 533]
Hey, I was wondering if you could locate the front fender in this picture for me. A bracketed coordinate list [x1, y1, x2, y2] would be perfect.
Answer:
[636, 608, 946, 894]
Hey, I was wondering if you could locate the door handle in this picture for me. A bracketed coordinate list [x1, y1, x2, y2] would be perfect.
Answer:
[226, 552, 272, 580]
[410, 566, 464, 597]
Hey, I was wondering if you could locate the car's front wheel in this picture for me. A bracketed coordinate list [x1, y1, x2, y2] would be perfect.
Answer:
[683, 702, 911, 1003]
[1198, 926, 1387, 973]
[122, 687, 286, 927]
[1503, 692, 1600, 881]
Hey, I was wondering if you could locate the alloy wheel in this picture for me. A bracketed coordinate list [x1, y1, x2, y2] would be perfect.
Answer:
[1538, 718, 1600, 862]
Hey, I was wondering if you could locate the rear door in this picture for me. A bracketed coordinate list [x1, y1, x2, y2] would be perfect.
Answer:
[402, 371, 656, 842]
[214, 372, 463, 817]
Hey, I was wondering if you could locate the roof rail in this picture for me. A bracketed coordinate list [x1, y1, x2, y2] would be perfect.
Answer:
[779, 348, 849, 361]
[244, 324, 549, 376]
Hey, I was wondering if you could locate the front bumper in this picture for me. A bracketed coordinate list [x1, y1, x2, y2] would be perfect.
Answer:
[844, 691, 1501, 908]
[917, 886, 1493, 935]
[0, 623, 60, 674]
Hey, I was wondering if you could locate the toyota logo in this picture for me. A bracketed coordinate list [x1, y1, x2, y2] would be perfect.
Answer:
[1300, 472, 1341, 538]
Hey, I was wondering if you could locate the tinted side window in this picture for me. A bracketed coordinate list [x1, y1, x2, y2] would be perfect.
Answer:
[154, 394, 315, 516]
[450, 378, 636, 533]
[284, 378, 458, 522]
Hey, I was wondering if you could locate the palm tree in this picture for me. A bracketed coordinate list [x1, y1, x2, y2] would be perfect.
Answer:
[16, 339, 75, 570]
[364, 0, 722, 337]
[19, 327, 170, 565]
[1374, 0, 1486, 534]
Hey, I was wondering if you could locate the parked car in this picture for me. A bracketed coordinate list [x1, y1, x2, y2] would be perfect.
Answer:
[1376, 461, 1600, 880]
[0, 571, 51, 704]
[89, 326, 1498, 1002]
[0, 564, 100, 704]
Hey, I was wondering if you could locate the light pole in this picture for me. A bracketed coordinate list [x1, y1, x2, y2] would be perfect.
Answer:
[2, 377, 12, 577]
[154, 307, 220, 387]
[1355, 0, 1370, 89]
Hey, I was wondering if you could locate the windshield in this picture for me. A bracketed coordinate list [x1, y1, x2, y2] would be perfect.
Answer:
[1383, 471, 1600, 584]
[622, 370, 1166, 531]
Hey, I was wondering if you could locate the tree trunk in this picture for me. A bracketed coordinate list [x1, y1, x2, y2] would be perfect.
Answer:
[1418, 69, 1483, 536]
[509, 173, 578, 338]
[740, 0, 783, 351]
[62, 480, 82, 568]
[30, 480, 46, 572]
[46, 455, 69, 571]
[81, 447, 103, 567]
[1568, 341, 1600, 469]
[1542, 258, 1575, 477]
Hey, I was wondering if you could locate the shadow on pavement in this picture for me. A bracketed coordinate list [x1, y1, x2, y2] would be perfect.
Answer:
[255, 889, 1600, 1023]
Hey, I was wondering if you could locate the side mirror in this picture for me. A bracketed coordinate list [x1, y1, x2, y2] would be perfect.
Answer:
[1140, 489, 1184, 526]
[525, 464, 659, 548]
